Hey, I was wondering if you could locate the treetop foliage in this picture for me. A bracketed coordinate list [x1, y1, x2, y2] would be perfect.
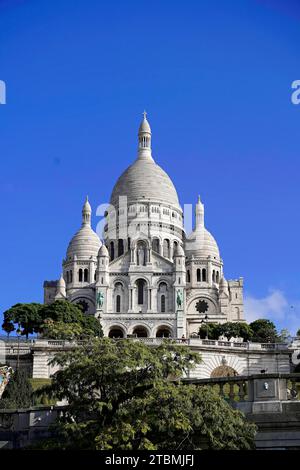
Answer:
[35, 338, 256, 450]
[2, 300, 102, 339]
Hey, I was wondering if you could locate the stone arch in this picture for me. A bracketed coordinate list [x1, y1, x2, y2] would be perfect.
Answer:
[163, 239, 170, 258]
[113, 281, 125, 313]
[136, 240, 147, 265]
[136, 278, 147, 306]
[108, 326, 125, 338]
[70, 294, 96, 315]
[158, 281, 169, 313]
[132, 325, 149, 337]
[155, 325, 173, 338]
[152, 237, 160, 254]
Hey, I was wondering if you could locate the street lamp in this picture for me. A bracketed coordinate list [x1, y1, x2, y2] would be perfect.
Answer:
[96, 313, 101, 338]
[200, 314, 209, 339]
[16, 324, 21, 370]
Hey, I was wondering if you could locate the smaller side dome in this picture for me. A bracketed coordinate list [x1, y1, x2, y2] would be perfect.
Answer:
[98, 245, 109, 257]
[185, 197, 220, 260]
[66, 198, 101, 259]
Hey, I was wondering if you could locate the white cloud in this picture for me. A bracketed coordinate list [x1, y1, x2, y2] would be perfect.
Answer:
[244, 289, 300, 335]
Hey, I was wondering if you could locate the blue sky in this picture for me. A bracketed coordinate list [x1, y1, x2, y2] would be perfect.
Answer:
[0, 0, 299, 334]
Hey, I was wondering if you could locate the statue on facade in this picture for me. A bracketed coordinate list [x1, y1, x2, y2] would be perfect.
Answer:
[137, 244, 146, 266]
[176, 289, 183, 309]
[96, 291, 104, 308]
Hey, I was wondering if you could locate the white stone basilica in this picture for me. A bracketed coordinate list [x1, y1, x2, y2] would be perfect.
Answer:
[44, 114, 244, 338]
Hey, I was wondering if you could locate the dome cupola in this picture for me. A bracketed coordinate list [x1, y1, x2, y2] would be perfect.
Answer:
[66, 197, 101, 260]
[185, 196, 220, 260]
[110, 113, 181, 209]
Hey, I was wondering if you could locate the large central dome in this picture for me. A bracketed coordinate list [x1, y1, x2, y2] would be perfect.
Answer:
[110, 113, 180, 209]
[110, 158, 180, 208]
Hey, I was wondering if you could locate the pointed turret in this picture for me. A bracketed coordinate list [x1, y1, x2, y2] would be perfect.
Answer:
[82, 196, 91, 226]
[195, 195, 204, 229]
[138, 111, 153, 160]
[55, 274, 66, 299]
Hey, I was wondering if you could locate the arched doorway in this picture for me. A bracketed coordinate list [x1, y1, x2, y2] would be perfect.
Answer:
[108, 328, 124, 338]
[132, 326, 148, 337]
[210, 365, 238, 378]
[156, 327, 172, 338]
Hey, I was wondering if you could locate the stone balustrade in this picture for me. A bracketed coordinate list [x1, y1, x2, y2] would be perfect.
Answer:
[183, 373, 300, 405]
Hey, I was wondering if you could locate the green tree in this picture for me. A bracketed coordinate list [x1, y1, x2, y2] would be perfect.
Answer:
[249, 319, 279, 343]
[297, 329, 300, 337]
[198, 322, 221, 339]
[40, 319, 84, 340]
[2, 300, 103, 339]
[0, 369, 33, 409]
[218, 322, 253, 341]
[41, 301, 103, 339]
[2, 303, 43, 338]
[36, 339, 256, 450]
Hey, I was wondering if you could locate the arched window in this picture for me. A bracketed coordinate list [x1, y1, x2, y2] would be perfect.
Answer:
[161, 295, 166, 313]
[94, 271, 97, 281]
[163, 239, 170, 258]
[136, 279, 146, 305]
[116, 295, 121, 313]
[128, 237, 131, 250]
[70, 270, 73, 282]
[118, 239, 124, 257]
[202, 268, 207, 282]
[66, 271, 69, 283]
[197, 269, 201, 282]
[110, 241, 115, 261]
[187, 270, 191, 283]
[78, 269, 83, 282]
[216, 271, 219, 283]
[212, 270, 215, 282]
[84, 269, 88, 282]
[152, 238, 159, 253]
[173, 240, 178, 258]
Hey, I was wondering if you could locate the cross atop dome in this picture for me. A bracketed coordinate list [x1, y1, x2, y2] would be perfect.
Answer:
[143, 110, 147, 120]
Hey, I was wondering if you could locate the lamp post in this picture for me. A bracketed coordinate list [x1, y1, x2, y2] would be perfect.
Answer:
[201, 314, 209, 339]
[16, 324, 21, 370]
[96, 313, 101, 338]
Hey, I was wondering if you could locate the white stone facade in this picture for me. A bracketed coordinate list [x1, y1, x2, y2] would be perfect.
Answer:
[44, 114, 245, 338]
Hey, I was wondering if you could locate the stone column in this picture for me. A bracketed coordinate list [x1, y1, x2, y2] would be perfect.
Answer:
[207, 258, 212, 286]
[148, 288, 152, 311]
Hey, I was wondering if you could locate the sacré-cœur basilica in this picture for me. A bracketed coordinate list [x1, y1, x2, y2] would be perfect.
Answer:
[44, 113, 244, 339]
